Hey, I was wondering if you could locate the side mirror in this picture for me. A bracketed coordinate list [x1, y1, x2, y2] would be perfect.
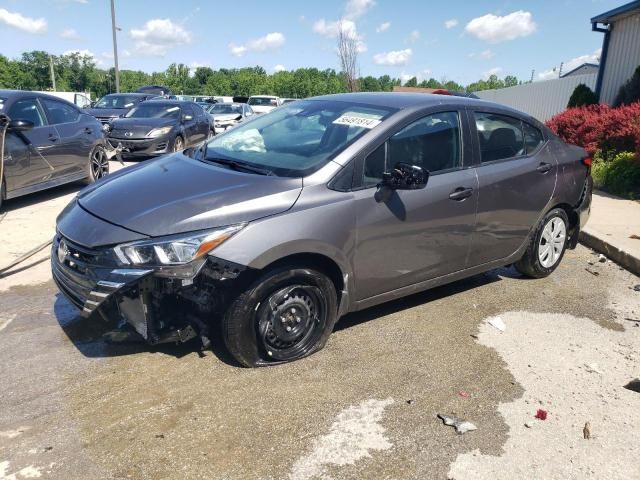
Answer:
[90, 101, 96, 108]
[381, 163, 428, 190]
[182, 114, 193, 122]
[8, 119, 34, 132]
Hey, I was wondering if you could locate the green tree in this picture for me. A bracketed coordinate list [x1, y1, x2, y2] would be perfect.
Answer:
[614, 65, 640, 107]
[567, 84, 598, 108]
[404, 76, 418, 87]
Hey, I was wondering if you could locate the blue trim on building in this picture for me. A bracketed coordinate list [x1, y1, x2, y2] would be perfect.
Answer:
[591, 0, 640, 24]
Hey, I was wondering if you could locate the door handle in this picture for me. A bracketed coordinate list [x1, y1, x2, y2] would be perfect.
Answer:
[84, 127, 93, 134]
[48, 134, 59, 142]
[536, 162, 552, 173]
[449, 187, 474, 201]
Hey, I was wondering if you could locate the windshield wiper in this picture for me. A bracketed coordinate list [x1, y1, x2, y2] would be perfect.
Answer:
[204, 157, 275, 176]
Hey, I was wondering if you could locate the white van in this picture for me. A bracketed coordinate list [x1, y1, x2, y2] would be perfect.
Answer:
[36, 91, 92, 108]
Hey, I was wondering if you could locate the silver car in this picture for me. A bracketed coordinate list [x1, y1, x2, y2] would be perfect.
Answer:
[52, 93, 592, 367]
[204, 102, 255, 133]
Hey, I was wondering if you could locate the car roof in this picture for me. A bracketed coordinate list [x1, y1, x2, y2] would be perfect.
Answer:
[141, 99, 190, 105]
[0, 89, 77, 103]
[309, 92, 526, 116]
[102, 92, 152, 97]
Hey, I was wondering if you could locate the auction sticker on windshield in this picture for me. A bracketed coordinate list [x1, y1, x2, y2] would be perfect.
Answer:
[333, 115, 382, 129]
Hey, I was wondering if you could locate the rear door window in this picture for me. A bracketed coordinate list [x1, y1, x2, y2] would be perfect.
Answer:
[474, 112, 524, 163]
[41, 98, 80, 125]
[523, 122, 544, 154]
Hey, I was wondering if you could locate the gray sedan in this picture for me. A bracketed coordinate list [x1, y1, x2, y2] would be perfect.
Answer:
[52, 93, 592, 367]
[204, 102, 255, 133]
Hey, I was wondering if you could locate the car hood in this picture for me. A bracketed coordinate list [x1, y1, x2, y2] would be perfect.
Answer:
[77, 153, 303, 237]
[108, 117, 176, 138]
[211, 113, 242, 122]
[84, 107, 127, 118]
[250, 105, 275, 114]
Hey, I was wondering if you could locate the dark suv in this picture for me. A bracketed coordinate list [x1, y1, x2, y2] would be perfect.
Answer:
[84, 93, 157, 126]
[105, 100, 212, 158]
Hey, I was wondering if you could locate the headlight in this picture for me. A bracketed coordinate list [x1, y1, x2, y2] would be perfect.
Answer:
[113, 225, 244, 267]
[146, 126, 173, 138]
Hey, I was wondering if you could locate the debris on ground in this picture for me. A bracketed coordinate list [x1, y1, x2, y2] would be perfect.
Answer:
[487, 316, 506, 332]
[458, 391, 470, 398]
[437, 414, 477, 434]
[585, 268, 600, 276]
[524, 422, 533, 429]
[623, 379, 640, 393]
[584, 363, 603, 374]
[630, 234, 640, 240]
[583, 422, 591, 439]
[633, 285, 640, 292]
[598, 254, 607, 263]
[535, 409, 548, 420]
[406, 399, 413, 405]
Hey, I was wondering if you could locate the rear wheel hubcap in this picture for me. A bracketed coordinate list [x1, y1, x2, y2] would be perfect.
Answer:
[538, 216, 566, 268]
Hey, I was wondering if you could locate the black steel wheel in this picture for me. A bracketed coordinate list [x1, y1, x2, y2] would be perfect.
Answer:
[85, 145, 109, 184]
[222, 266, 338, 367]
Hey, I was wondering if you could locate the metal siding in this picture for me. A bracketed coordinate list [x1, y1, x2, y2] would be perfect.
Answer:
[474, 73, 598, 121]
[600, 12, 640, 105]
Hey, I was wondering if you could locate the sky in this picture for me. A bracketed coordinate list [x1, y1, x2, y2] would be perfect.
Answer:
[0, 0, 626, 85]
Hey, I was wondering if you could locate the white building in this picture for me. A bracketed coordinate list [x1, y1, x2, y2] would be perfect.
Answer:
[592, 1, 640, 104]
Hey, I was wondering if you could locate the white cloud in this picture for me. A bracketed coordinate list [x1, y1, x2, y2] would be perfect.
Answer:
[408, 30, 420, 43]
[273, 64, 286, 72]
[376, 22, 390, 33]
[445, 18, 459, 29]
[60, 28, 79, 39]
[344, 0, 375, 20]
[130, 18, 192, 57]
[0, 8, 46, 34]
[537, 48, 601, 81]
[400, 69, 432, 83]
[63, 49, 103, 66]
[465, 10, 536, 43]
[373, 48, 413, 66]
[229, 32, 285, 57]
[482, 67, 503, 79]
[469, 49, 495, 60]
[312, 19, 367, 52]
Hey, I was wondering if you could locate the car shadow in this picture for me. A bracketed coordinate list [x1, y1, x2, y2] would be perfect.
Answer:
[1, 181, 83, 213]
[335, 269, 506, 332]
[54, 267, 516, 366]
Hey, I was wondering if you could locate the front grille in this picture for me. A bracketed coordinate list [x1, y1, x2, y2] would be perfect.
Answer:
[51, 235, 108, 310]
[96, 116, 113, 125]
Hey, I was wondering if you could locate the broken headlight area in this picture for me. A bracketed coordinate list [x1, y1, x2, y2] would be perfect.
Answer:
[52, 226, 249, 347]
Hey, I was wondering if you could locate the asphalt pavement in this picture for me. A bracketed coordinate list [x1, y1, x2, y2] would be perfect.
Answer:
[0, 167, 639, 479]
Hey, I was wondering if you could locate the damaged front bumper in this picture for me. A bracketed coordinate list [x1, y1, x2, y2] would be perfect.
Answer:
[51, 233, 248, 345]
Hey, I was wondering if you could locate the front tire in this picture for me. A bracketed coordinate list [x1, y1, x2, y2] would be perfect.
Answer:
[515, 208, 569, 278]
[173, 135, 184, 152]
[222, 266, 338, 367]
[84, 145, 109, 185]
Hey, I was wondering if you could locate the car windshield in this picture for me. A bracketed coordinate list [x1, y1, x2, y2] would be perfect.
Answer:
[202, 100, 394, 177]
[125, 103, 181, 119]
[209, 104, 242, 114]
[248, 97, 277, 106]
[95, 95, 142, 109]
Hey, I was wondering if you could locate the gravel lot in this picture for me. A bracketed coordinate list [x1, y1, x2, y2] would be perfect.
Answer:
[1, 163, 639, 479]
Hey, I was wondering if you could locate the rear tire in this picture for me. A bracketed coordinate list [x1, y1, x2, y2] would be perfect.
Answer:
[222, 266, 338, 367]
[515, 208, 569, 278]
[84, 145, 109, 185]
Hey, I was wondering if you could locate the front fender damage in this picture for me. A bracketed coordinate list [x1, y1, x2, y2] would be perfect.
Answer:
[86, 257, 250, 347]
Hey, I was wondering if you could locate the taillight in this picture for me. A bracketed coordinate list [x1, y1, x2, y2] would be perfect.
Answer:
[582, 157, 593, 167]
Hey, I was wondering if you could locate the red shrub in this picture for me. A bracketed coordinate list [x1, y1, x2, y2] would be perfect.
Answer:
[546, 102, 640, 158]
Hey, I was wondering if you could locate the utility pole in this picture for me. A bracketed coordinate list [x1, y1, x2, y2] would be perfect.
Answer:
[110, 0, 120, 93]
[49, 55, 56, 91]
[530, 69, 535, 83]
[558, 62, 564, 78]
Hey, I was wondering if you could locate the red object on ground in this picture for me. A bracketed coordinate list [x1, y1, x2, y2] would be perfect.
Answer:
[535, 409, 548, 420]
[458, 391, 470, 398]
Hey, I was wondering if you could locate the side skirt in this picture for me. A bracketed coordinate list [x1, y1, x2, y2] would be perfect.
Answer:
[5, 171, 88, 200]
